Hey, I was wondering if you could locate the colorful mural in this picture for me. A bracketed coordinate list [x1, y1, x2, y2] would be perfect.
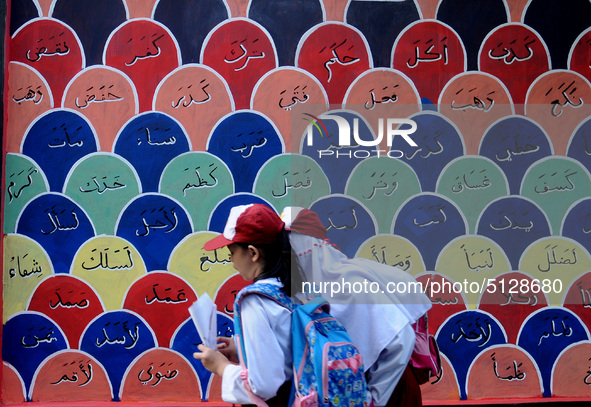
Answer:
[3, 0, 591, 404]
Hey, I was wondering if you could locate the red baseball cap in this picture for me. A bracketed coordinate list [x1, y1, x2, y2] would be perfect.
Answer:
[281, 206, 327, 240]
[204, 204, 284, 251]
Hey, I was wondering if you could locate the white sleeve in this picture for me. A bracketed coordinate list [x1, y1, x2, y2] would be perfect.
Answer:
[365, 323, 415, 407]
[221, 294, 292, 404]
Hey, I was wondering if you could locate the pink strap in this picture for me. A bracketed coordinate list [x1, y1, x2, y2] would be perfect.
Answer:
[235, 333, 269, 407]
[239, 369, 269, 407]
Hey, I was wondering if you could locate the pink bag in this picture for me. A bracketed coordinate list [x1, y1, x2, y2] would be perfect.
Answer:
[409, 313, 442, 385]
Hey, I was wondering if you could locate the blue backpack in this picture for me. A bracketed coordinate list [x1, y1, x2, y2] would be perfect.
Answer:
[233, 283, 369, 407]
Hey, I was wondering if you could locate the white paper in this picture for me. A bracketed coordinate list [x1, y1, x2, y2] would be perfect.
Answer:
[188, 293, 217, 349]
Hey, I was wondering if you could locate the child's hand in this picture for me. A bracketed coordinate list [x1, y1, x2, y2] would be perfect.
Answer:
[193, 344, 230, 376]
[216, 337, 238, 363]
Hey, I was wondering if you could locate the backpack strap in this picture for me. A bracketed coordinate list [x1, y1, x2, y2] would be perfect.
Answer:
[233, 283, 294, 407]
[290, 296, 330, 399]
[294, 295, 330, 316]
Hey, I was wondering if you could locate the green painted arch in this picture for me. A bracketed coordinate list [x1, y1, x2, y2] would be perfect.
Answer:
[253, 153, 330, 213]
[521, 157, 591, 235]
[159, 152, 234, 231]
[437, 156, 509, 234]
[4, 154, 49, 234]
[346, 156, 421, 234]
[63, 153, 141, 235]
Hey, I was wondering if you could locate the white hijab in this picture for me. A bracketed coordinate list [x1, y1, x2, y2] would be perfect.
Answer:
[283, 208, 431, 367]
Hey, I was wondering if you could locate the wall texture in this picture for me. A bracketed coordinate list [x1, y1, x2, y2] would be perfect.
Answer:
[3, 0, 591, 404]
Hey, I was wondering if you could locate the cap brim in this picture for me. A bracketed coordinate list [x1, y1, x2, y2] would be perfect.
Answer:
[203, 234, 234, 251]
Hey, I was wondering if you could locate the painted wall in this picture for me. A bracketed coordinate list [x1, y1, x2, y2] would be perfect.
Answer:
[3, 0, 591, 404]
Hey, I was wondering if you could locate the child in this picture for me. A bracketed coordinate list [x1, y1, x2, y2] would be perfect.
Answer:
[282, 206, 432, 407]
[194, 204, 293, 406]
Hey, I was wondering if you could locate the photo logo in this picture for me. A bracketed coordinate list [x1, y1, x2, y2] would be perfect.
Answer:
[303, 112, 418, 159]
[303, 113, 329, 139]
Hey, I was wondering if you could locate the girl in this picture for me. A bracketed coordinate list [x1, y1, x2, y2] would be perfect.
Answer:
[194, 203, 293, 406]
[281, 206, 432, 407]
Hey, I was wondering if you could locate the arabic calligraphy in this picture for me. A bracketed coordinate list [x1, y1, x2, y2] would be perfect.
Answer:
[489, 210, 533, 232]
[451, 89, 495, 112]
[137, 128, 177, 146]
[13, 85, 43, 105]
[218, 320, 233, 338]
[577, 281, 591, 308]
[81, 246, 134, 270]
[450, 317, 492, 346]
[423, 277, 460, 305]
[126, 33, 165, 66]
[51, 361, 93, 387]
[365, 85, 399, 110]
[451, 169, 491, 193]
[79, 175, 126, 194]
[145, 283, 188, 304]
[538, 243, 578, 272]
[8, 253, 43, 278]
[499, 286, 539, 306]
[75, 84, 123, 108]
[488, 36, 536, 65]
[7, 166, 38, 203]
[26, 32, 70, 62]
[496, 135, 540, 162]
[322, 39, 360, 82]
[413, 204, 447, 227]
[537, 317, 572, 345]
[363, 171, 398, 200]
[547, 80, 584, 117]
[272, 170, 312, 198]
[138, 362, 179, 386]
[490, 353, 526, 381]
[172, 79, 211, 108]
[230, 134, 267, 158]
[224, 38, 266, 71]
[96, 320, 141, 349]
[584, 357, 591, 385]
[136, 207, 178, 236]
[49, 288, 89, 309]
[370, 245, 412, 271]
[584, 135, 591, 157]
[278, 85, 309, 110]
[406, 131, 444, 160]
[461, 244, 494, 270]
[407, 38, 448, 68]
[182, 164, 218, 196]
[432, 296, 459, 305]
[222, 290, 239, 314]
[326, 207, 358, 231]
[48, 123, 84, 148]
[21, 327, 57, 348]
[200, 249, 231, 272]
[533, 169, 577, 194]
[41, 207, 80, 235]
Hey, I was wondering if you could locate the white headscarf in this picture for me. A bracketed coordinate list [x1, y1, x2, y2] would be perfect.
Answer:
[282, 207, 432, 368]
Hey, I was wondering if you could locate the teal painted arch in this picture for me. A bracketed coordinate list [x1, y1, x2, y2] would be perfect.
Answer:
[63, 152, 141, 236]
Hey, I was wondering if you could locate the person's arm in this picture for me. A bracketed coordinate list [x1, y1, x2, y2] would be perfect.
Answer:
[223, 294, 291, 403]
[194, 343, 261, 405]
[194, 294, 290, 404]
